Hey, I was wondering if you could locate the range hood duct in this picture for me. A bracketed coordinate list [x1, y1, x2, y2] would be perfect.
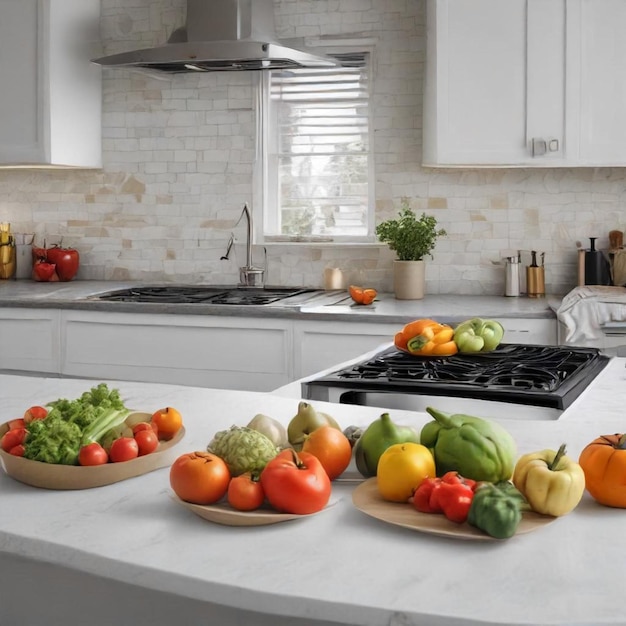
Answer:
[92, 0, 337, 73]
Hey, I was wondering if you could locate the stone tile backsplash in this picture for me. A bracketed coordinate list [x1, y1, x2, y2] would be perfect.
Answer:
[0, 0, 625, 296]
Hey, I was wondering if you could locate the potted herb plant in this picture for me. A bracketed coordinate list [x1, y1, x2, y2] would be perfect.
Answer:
[376, 199, 447, 299]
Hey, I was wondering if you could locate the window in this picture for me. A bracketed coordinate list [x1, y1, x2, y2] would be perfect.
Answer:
[256, 52, 373, 243]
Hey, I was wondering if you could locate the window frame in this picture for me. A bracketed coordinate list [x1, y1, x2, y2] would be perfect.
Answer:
[253, 46, 376, 245]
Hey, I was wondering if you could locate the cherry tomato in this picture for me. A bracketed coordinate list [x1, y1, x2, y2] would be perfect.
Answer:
[1, 428, 27, 453]
[7, 418, 25, 430]
[45, 247, 79, 282]
[23, 405, 48, 424]
[134, 429, 159, 456]
[109, 437, 139, 463]
[151, 407, 183, 440]
[260, 449, 331, 515]
[227, 472, 265, 511]
[132, 421, 158, 437]
[170, 451, 230, 505]
[78, 443, 109, 466]
[9, 444, 25, 457]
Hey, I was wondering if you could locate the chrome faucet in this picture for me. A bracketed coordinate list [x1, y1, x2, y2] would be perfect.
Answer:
[235, 203, 265, 288]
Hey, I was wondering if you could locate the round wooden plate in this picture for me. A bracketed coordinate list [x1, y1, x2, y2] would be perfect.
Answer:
[0, 412, 185, 490]
[352, 478, 556, 541]
[172, 494, 339, 527]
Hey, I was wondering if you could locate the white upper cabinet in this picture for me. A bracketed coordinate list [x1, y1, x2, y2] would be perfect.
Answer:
[0, 0, 102, 168]
[423, 0, 626, 167]
[570, 0, 626, 165]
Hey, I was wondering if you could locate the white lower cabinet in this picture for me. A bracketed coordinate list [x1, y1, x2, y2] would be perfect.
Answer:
[0, 308, 61, 373]
[61, 311, 292, 392]
[0, 309, 558, 389]
[293, 321, 400, 380]
[497, 318, 557, 346]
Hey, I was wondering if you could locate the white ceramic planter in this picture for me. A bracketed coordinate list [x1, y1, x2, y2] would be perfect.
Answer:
[393, 260, 425, 300]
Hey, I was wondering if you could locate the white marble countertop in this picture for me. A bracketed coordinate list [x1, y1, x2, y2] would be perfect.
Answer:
[1, 361, 626, 626]
[0, 279, 558, 323]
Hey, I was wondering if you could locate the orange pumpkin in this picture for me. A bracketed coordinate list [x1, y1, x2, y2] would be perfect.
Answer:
[578, 434, 626, 507]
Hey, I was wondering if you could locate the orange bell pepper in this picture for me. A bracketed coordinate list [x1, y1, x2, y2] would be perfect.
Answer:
[394, 319, 458, 357]
[349, 285, 378, 306]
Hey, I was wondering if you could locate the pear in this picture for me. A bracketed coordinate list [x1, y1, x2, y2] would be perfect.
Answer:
[247, 413, 290, 449]
[287, 401, 341, 450]
[354, 412, 420, 478]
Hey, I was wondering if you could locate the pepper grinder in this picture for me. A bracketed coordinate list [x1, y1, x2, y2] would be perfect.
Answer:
[526, 250, 545, 298]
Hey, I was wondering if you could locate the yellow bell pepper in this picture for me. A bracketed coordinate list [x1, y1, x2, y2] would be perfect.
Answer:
[512, 444, 585, 517]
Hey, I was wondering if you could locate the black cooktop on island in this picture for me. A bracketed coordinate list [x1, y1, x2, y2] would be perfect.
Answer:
[304, 343, 610, 411]
[92, 285, 318, 306]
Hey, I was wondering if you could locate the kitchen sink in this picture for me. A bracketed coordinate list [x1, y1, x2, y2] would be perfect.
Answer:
[87, 285, 330, 306]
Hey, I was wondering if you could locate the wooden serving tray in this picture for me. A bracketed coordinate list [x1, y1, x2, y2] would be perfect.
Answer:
[0, 412, 185, 490]
[172, 494, 339, 527]
[352, 478, 556, 541]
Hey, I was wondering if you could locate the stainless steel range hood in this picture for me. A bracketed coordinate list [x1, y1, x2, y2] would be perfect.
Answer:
[92, 0, 337, 73]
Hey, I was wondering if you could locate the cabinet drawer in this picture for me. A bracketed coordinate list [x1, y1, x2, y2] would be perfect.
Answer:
[61, 312, 291, 391]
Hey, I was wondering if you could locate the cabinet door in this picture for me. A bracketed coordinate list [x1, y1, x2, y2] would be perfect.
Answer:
[293, 321, 399, 380]
[423, 0, 565, 166]
[61, 312, 292, 392]
[0, 0, 101, 168]
[0, 1, 42, 163]
[571, 0, 626, 165]
[0, 309, 61, 373]
[498, 318, 557, 346]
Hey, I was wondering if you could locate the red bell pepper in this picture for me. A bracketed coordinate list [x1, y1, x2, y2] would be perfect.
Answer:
[412, 471, 477, 523]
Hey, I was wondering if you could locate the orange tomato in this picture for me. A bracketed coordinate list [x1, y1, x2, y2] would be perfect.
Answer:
[348, 285, 378, 305]
[151, 407, 183, 441]
[227, 472, 265, 511]
[170, 451, 231, 505]
[301, 425, 353, 481]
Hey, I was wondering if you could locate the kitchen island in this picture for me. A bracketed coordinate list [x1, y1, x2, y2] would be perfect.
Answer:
[1, 360, 625, 626]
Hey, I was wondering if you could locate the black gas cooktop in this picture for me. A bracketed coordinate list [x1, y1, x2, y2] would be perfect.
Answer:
[92, 286, 317, 306]
[304, 343, 610, 410]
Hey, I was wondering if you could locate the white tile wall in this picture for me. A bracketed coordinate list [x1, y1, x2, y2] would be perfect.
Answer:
[0, 0, 624, 295]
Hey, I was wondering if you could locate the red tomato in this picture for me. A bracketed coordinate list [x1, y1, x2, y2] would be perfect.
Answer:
[9, 444, 25, 457]
[260, 449, 331, 515]
[1, 428, 27, 453]
[134, 429, 159, 456]
[7, 418, 25, 430]
[45, 247, 79, 281]
[227, 472, 265, 511]
[169, 451, 231, 505]
[78, 443, 109, 466]
[132, 421, 158, 437]
[23, 405, 48, 424]
[32, 261, 57, 282]
[109, 437, 139, 463]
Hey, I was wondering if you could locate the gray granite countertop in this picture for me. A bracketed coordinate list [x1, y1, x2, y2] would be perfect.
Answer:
[0, 279, 559, 323]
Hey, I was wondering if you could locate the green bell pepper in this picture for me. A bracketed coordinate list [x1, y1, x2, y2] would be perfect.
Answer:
[453, 318, 504, 353]
[420, 407, 517, 483]
[467, 481, 527, 539]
